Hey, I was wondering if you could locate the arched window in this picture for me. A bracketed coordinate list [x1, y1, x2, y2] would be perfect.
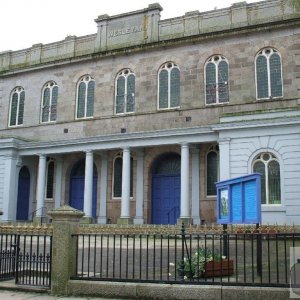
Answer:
[9, 87, 25, 126]
[158, 62, 180, 109]
[205, 55, 229, 105]
[76, 75, 95, 119]
[253, 152, 281, 204]
[115, 69, 135, 114]
[41, 81, 58, 123]
[206, 145, 219, 196]
[46, 158, 55, 199]
[255, 48, 283, 99]
[113, 152, 133, 198]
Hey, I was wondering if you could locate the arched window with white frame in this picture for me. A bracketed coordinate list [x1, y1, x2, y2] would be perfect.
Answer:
[113, 152, 133, 198]
[253, 152, 281, 205]
[9, 87, 25, 127]
[76, 75, 95, 119]
[158, 62, 180, 109]
[205, 55, 229, 105]
[46, 157, 55, 199]
[41, 81, 58, 123]
[206, 145, 219, 196]
[115, 69, 135, 114]
[255, 48, 283, 99]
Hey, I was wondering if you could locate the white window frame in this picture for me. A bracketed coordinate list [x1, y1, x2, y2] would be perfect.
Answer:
[8, 86, 25, 127]
[112, 152, 134, 199]
[40, 81, 58, 123]
[45, 158, 55, 200]
[204, 55, 229, 105]
[157, 62, 180, 110]
[255, 48, 283, 100]
[115, 69, 135, 115]
[252, 152, 281, 205]
[75, 75, 95, 120]
[206, 144, 219, 197]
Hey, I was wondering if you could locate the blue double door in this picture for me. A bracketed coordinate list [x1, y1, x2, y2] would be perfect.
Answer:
[152, 174, 180, 225]
[69, 177, 97, 217]
[16, 166, 30, 220]
[69, 160, 98, 217]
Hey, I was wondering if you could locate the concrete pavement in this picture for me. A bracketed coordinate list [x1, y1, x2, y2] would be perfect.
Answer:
[0, 290, 126, 299]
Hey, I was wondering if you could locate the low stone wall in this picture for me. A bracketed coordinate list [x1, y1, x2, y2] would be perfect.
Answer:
[67, 280, 289, 300]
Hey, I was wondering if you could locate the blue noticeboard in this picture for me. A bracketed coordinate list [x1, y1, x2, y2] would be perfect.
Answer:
[216, 173, 261, 224]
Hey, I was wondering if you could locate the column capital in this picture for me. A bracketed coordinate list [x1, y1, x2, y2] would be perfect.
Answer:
[218, 138, 231, 145]
[180, 142, 189, 149]
[99, 151, 108, 159]
[136, 148, 144, 158]
[123, 147, 130, 152]
[36, 153, 47, 159]
[190, 145, 200, 154]
[55, 155, 63, 163]
[85, 150, 93, 155]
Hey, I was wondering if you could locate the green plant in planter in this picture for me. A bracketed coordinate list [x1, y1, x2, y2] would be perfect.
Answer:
[177, 247, 223, 279]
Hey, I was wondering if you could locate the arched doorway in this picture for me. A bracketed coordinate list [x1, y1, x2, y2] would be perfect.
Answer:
[16, 166, 30, 220]
[152, 153, 181, 224]
[69, 159, 98, 217]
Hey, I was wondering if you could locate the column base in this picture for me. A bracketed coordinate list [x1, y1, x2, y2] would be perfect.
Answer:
[117, 218, 133, 225]
[133, 217, 144, 225]
[192, 217, 201, 225]
[97, 216, 108, 224]
[177, 217, 193, 226]
[80, 216, 94, 224]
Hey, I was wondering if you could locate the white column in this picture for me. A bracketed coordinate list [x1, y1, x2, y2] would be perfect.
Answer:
[98, 152, 108, 224]
[54, 156, 63, 209]
[83, 151, 93, 218]
[36, 154, 47, 217]
[134, 149, 144, 224]
[180, 143, 190, 219]
[219, 138, 231, 181]
[121, 147, 131, 219]
[191, 147, 201, 225]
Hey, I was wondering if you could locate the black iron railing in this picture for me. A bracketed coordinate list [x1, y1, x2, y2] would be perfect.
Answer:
[0, 233, 52, 287]
[72, 224, 300, 287]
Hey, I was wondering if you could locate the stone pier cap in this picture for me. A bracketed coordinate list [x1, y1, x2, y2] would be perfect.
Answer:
[48, 205, 85, 222]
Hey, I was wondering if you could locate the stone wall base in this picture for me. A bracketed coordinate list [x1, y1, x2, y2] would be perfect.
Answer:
[67, 280, 289, 300]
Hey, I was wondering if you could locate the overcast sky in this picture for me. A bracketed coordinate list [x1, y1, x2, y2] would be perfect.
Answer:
[0, 0, 261, 52]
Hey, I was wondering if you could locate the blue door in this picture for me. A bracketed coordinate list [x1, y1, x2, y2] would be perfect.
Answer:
[69, 177, 97, 217]
[16, 166, 30, 220]
[152, 174, 180, 224]
[69, 160, 98, 217]
[151, 152, 181, 225]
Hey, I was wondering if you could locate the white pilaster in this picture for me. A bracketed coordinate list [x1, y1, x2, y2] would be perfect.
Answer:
[83, 151, 94, 218]
[134, 149, 144, 224]
[36, 154, 47, 217]
[54, 156, 63, 209]
[180, 143, 190, 219]
[191, 147, 201, 225]
[2, 153, 19, 221]
[98, 152, 108, 224]
[218, 138, 231, 181]
[121, 147, 131, 219]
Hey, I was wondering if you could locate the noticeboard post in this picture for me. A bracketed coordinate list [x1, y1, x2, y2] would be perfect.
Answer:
[216, 173, 262, 225]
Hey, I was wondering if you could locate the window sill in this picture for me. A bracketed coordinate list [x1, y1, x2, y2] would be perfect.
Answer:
[261, 205, 285, 212]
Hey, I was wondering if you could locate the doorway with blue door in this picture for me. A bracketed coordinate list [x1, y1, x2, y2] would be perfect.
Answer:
[16, 166, 30, 220]
[152, 153, 181, 224]
[69, 159, 98, 217]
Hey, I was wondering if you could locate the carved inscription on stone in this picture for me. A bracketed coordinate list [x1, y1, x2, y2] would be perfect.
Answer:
[108, 25, 144, 38]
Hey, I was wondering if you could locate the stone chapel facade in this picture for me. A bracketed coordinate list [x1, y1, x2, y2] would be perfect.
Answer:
[0, 0, 300, 225]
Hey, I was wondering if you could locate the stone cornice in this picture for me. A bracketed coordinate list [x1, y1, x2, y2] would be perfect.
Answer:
[13, 126, 216, 155]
